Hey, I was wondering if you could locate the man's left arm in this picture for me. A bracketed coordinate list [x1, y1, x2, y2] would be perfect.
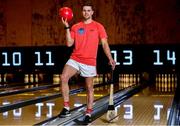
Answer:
[101, 38, 116, 70]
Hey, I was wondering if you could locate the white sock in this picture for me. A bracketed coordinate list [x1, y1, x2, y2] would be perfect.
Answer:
[86, 113, 91, 117]
[64, 107, 70, 110]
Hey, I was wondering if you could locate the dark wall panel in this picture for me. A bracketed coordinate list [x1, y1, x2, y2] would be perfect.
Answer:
[1, 0, 180, 46]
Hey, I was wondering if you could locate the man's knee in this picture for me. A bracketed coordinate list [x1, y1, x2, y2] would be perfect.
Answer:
[87, 85, 94, 93]
[61, 74, 69, 83]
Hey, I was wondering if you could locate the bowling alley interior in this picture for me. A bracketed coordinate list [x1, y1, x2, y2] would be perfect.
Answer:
[0, 0, 180, 125]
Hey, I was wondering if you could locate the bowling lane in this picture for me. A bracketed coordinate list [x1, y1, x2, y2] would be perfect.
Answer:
[0, 82, 114, 125]
[0, 83, 55, 96]
[0, 73, 139, 125]
[0, 93, 86, 125]
[0, 88, 59, 102]
[0, 81, 83, 101]
[92, 84, 174, 125]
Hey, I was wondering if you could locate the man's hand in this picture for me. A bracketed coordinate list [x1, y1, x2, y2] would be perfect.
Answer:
[61, 17, 69, 27]
[109, 58, 116, 70]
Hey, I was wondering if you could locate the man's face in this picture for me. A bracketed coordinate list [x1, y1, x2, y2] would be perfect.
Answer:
[82, 6, 94, 20]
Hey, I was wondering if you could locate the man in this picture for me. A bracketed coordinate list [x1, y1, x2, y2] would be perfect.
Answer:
[59, 1, 116, 123]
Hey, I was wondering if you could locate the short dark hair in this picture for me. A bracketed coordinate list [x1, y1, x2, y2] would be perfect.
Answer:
[81, 0, 94, 10]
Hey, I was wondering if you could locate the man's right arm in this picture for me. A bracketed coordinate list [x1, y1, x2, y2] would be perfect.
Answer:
[65, 28, 74, 47]
[62, 18, 74, 47]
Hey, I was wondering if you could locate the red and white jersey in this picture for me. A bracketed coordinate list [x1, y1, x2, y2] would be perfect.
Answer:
[70, 20, 107, 66]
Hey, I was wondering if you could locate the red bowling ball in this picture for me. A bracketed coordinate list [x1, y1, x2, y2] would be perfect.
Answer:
[59, 7, 73, 22]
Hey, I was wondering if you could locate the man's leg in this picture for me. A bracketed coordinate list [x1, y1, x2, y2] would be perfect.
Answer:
[81, 77, 94, 123]
[85, 77, 94, 116]
[59, 64, 77, 117]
